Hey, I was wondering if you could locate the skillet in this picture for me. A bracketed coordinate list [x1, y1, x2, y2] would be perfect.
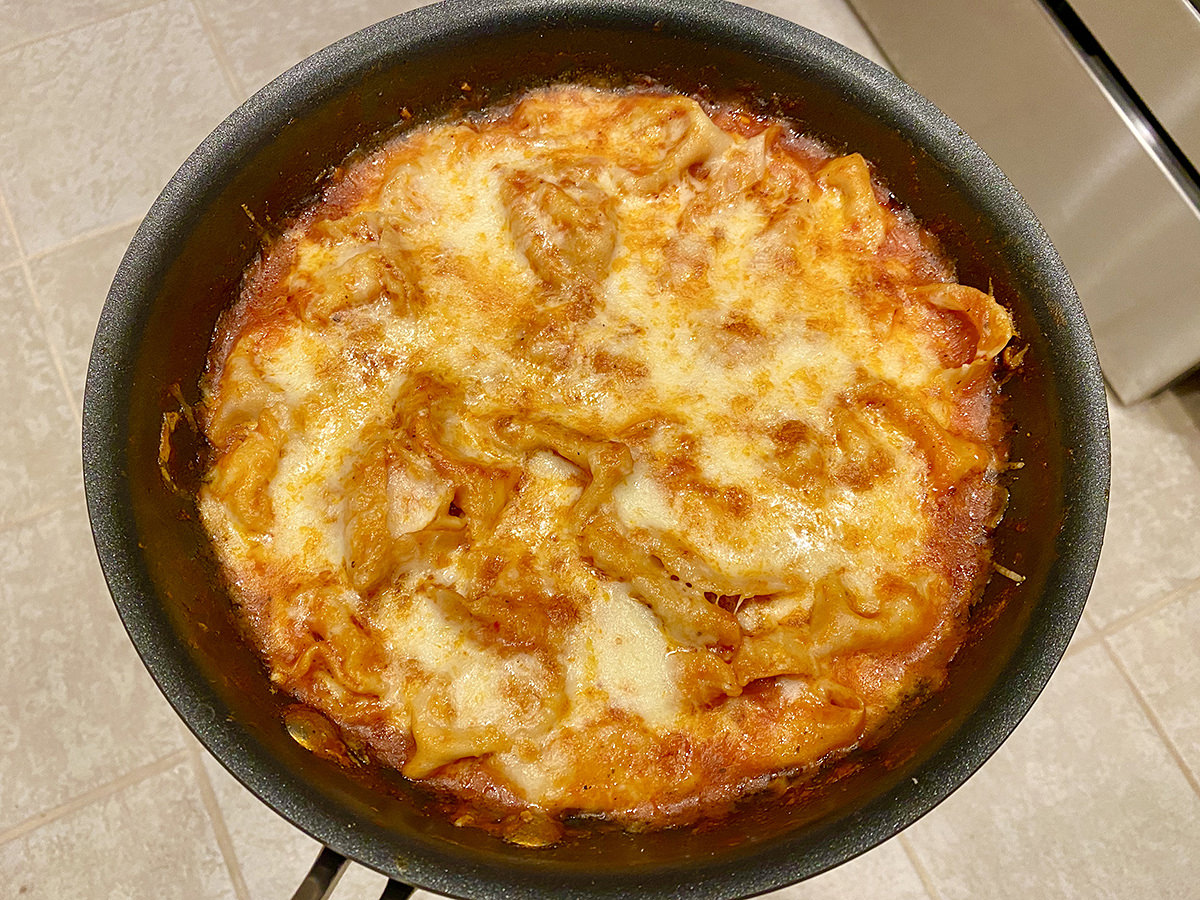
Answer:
[83, 0, 1110, 896]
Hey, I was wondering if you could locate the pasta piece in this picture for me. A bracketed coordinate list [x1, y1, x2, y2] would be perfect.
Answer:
[343, 441, 393, 593]
[677, 128, 771, 230]
[405, 678, 516, 777]
[406, 388, 523, 537]
[204, 351, 280, 451]
[825, 402, 898, 492]
[343, 437, 460, 594]
[914, 283, 1014, 364]
[732, 625, 817, 686]
[489, 417, 632, 526]
[502, 169, 617, 289]
[671, 649, 742, 708]
[208, 410, 281, 532]
[271, 583, 386, 718]
[617, 95, 733, 192]
[846, 378, 989, 488]
[582, 515, 742, 651]
[809, 572, 927, 657]
[816, 153, 889, 251]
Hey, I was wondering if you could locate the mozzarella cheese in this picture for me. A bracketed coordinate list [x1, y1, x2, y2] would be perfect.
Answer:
[198, 85, 1013, 839]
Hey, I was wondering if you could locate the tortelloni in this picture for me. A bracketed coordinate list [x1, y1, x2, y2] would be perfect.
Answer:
[198, 85, 1014, 841]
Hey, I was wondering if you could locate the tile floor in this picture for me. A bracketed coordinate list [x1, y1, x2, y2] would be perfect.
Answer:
[2, 0, 1198, 897]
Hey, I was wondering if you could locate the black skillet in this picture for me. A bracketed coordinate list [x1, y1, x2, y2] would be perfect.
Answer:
[83, 0, 1110, 897]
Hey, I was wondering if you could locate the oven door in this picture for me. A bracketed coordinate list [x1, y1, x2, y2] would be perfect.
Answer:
[847, 0, 1200, 403]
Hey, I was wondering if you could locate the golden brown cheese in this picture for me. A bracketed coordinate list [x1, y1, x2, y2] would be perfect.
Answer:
[198, 85, 1013, 835]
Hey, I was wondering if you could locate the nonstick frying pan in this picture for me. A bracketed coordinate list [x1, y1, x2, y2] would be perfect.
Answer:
[83, 0, 1110, 896]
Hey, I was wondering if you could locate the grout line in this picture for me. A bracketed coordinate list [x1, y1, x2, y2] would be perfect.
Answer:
[1067, 576, 1200, 662]
[1060, 628, 1104, 659]
[897, 833, 945, 900]
[25, 215, 145, 264]
[0, 200, 23, 274]
[1100, 636, 1200, 802]
[189, 0, 250, 104]
[0, 496, 79, 534]
[0, 192, 82, 422]
[1089, 574, 1200, 641]
[0, 187, 29, 261]
[0, 749, 189, 847]
[187, 738, 253, 900]
[0, 0, 164, 56]
[839, 0, 901, 74]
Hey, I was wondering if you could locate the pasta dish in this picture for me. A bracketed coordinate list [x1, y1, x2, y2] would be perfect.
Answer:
[197, 84, 1014, 841]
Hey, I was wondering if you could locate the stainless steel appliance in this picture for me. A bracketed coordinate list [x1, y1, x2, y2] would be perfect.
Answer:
[847, 0, 1200, 402]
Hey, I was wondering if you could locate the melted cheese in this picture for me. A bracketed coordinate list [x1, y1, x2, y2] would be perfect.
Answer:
[198, 85, 1013, 836]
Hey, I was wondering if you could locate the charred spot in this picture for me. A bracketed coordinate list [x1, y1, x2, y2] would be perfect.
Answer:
[590, 349, 648, 380]
[564, 293, 597, 323]
[543, 592, 582, 629]
[664, 443, 701, 482]
[721, 313, 764, 342]
[833, 456, 892, 491]
[476, 555, 507, 593]
[714, 312, 768, 362]
[720, 486, 752, 516]
[770, 419, 813, 448]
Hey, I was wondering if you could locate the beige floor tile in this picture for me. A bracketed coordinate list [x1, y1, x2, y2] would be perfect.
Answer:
[1108, 584, 1200, 781]
[1085, 387, 1200, 628]
[0, 268, 82, 522]
[763, 837, 929, 899]
[741, 0, 890, 67]
[0, 1, 237, 257]
[0, 0, 155, 53]
[29, 222, 138, 406]
[199, 749, 392, 899]
[0, 202, 20, 267]
[341, 862, 402, 898]
[0, 502, 187, 833]
[198, 0, 430, 96]
[1072, 611, 1095, 639]
[904, 643, 1200, 900]
[1063, 610, 1096, 655]
[0, 758, 236, 899]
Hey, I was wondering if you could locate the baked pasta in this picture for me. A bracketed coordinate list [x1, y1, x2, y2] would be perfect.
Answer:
[198, 84, 1014, 839]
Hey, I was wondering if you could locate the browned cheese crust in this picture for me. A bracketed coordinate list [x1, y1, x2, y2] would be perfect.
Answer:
[198, 85, 1013, 836]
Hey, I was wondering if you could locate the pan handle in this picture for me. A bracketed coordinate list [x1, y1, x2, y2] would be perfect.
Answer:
[291, 847, 349, 900]
[379, 880, 416, 899]
[289, 846, 420, 900]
